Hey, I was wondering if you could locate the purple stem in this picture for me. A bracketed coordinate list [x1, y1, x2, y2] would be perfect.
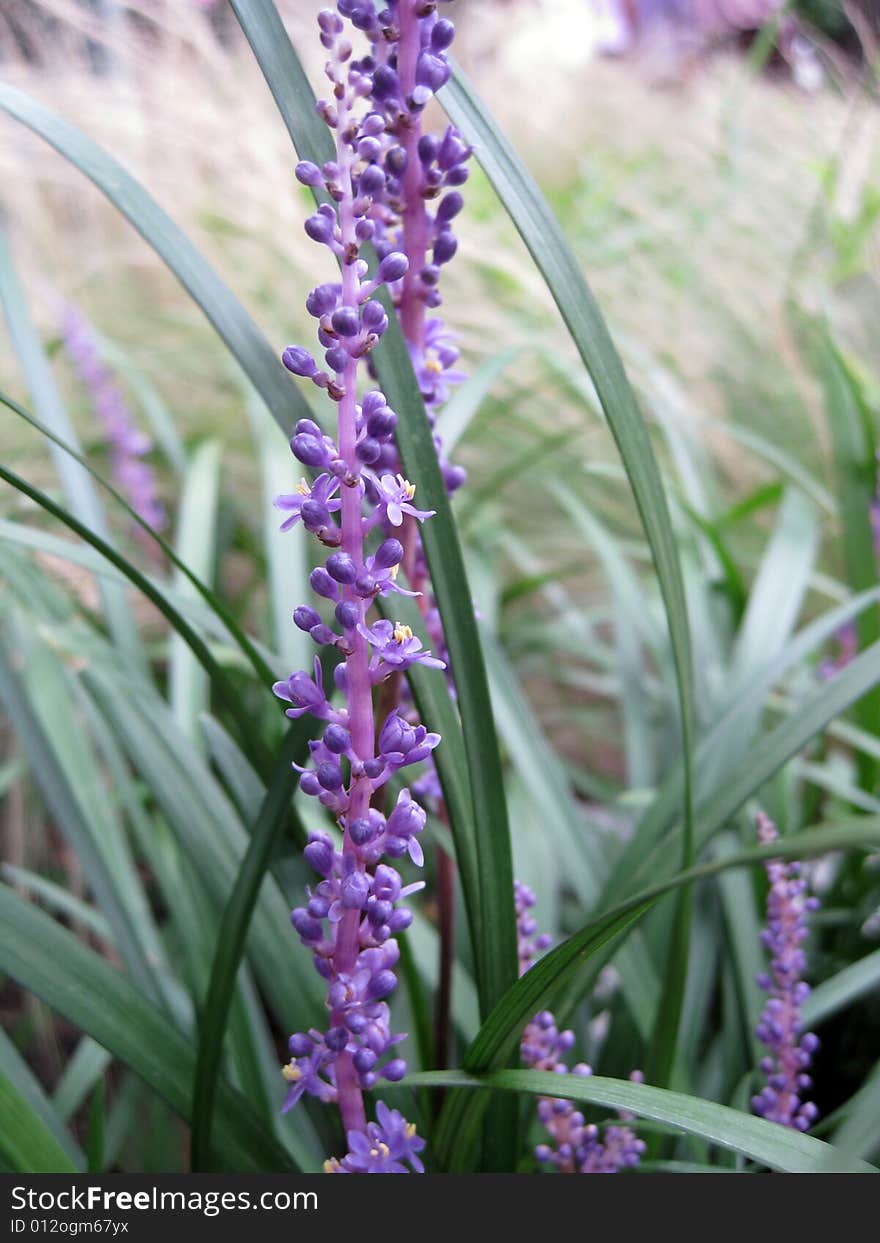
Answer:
[328, 89, 372, 1140]
[398, 0, 427, 348]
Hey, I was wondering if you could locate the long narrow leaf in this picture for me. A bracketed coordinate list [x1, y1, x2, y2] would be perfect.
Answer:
[0, 885, 296, 1173]
[408, 1069, 877, 1174]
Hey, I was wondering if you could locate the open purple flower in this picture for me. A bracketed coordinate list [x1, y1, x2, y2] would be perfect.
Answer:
[275, 473, 341, 533]
[358, 618, 446, 677]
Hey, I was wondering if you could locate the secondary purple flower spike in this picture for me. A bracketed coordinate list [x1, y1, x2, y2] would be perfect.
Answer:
[59, 305, 165, 545]
[274, 0, 469, 1175]
[515, 881, 646, 1174]
[751, 812, 820, 1132]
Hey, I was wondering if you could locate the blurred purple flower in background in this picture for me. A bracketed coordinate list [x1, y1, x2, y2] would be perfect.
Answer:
[515, 881, 646, 1173]
[60, 304, 165, 546]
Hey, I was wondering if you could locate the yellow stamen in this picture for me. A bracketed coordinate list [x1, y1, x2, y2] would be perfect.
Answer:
[389, 564, 400, 580]
[393, 623, 413, 644]
[397, 475, 416, 500]
[296, 478, 310, 496]
[406, 1123, 417, 1139]
[324, 1158, 341, 1174]
[378, 1142, 390, 1158]
[281, 1064, 301, 1082]
[425, 355, 443, 374]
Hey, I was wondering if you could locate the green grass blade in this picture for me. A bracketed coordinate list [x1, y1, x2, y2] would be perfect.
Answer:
[0, 82, 309, 435]
[169, 441, 222, 745]
[0, 885, 297, 1172]
[0, 1075, 79, 1173]
[441, 64, 696, 1079]
[190, 723, 311, 1172]
[803, 949, 880, 1030]
[435, 347, 520, 453]
[0, 460, 268, 771]
[0, 1029, 84, 1170]
[53, 1038, 113, 1126]
[819, 334, 880, 789]
[0, 649, 163, 1007]
[407, 1069, 877, 1174]
[1, 386, 275, 687]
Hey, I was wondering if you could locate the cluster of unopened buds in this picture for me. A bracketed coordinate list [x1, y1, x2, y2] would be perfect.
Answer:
[274, 0, 471, 1175]
[515, 882, 647, 1174]
[751, 813, 820, 1132]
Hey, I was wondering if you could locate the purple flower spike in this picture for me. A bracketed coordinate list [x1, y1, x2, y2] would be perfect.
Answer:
[515, 881, 645, 1174]
[751, 812, 820, 1132]
[59, 305, 165, 548]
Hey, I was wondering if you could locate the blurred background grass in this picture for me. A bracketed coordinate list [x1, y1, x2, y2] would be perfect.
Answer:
[3, 0, 876, 763]
[1, 0, 879, 1169]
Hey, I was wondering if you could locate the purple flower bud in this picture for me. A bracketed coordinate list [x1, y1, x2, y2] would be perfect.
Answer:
[326, 552, 358, 584]
[434, 230, 458, 265]
[295, 417, 325, 439]
[353, 1047, 377, 1074]
[382, 1059, 407, 1082]
[356, 437, 382, 465]
[305, 212, 335, 244]
[416, 51, 449, 93]
[295, 161, 324, 187]
[300, 500, 332, 532]
[341, 870, 370, 909]
[367, 969, 397, 1000]
[378, 252, 409, 283]
[367, 406, 396, 439]
[309, 567, 338, 600]
[418, 135, 439, 166]
[331, 307, 360, 337]
[371, 64, 399, 100]
[299, 772, 321, 797]
[306, 284, 338, 317]
[291, 434, 327, 468]
[293, 606, 322, 632]
[374, 537, 404, 569]
[355, 572, 377, 598]
[385, 145, 407, 175]
[325, 346, 349, 373]
[372, 865, 401, 903]
[431, 18, 455, 51]
[291, 908, 323, 943]
[359, 165, 386, 196]
[437, 191, 464, 223]
[335, 600, 360, 630]
[361, 300, 387, 329]
[282, 346, 318, 378]
[323, 724, 351, 754]
[316, 762, 343, 791]
[349, 817, 378, 847]
[289, 1032, 313, 1057]
[368, 899, 392, 926]
[325, 1026, 349, 1052]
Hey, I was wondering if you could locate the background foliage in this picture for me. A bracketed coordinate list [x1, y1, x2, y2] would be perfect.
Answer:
[0, 0, 879, 1174]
